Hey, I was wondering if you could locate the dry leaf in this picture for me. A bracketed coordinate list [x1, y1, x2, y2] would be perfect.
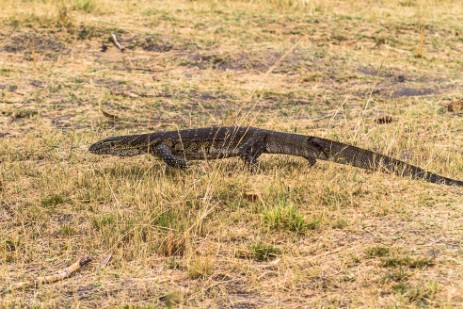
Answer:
[244, 191, 261, 202]
[448, 100, 463, 112]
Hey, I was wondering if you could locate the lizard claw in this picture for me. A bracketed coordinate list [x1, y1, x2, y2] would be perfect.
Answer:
[246, 162, 259, 174]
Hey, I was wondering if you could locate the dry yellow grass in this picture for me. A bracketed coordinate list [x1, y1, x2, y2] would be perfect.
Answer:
[1, 0, 463, 307]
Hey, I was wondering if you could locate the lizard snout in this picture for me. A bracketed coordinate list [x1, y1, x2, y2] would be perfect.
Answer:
[89, 136, 119, 154]
[88, 142, 101, 153]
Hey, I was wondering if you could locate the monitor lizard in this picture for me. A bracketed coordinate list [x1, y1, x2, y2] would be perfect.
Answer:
[89, 126, 463, 186]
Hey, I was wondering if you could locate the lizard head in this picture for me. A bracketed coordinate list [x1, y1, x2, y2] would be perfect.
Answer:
[89, 135, 152, 156]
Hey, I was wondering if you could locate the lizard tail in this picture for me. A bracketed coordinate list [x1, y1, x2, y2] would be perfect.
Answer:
[311, 137, 463, 186]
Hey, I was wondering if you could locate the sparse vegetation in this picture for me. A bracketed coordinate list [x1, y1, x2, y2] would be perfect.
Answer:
[366, 246, 390, 258]
[70, 0, 98, 13]
[237, 241, 281, 262]
[1, 0, 463, 307]
[40, 194, 67, 207]
[381, 256, 435, 269]
[187, 257, 213, 279]
[262, 201, 319, 233]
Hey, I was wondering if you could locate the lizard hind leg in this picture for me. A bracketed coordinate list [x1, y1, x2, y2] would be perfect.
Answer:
[154, 144, 192, 169]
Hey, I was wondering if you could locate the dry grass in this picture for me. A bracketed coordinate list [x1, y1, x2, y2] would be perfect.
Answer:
[1, 0, 463, 307]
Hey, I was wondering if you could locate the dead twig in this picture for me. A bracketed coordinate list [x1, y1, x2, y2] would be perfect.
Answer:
[111, 32, 125, 52]
[2, 256, 92, 294]
[110, 89, 156, 98]
[110, 89, 139, 98]
[97, 252, 113, 272]
[100, 108, 120, 121]
[383, 44, 411, 54]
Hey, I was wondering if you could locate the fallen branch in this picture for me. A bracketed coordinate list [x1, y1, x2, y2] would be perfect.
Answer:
[2, 256, 92, 294]
[111, 32, 125, 52]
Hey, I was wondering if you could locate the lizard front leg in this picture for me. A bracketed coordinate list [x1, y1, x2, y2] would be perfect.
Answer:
[153, 144, 191, 169]
[305, 156, 316, 166]
[304, 137, 330, 166]
[238, 136, 265, 168]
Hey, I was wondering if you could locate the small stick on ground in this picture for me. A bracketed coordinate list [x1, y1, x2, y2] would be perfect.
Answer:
[111, 33, 125, 52]
[101, 108, 120, 121]
[2, 256, 92, 294]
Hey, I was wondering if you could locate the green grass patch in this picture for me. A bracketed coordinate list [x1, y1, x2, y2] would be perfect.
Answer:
[40, 194, 68, 207]
[152, 208, 181, 230]
[237, 241, 281, 262]
[381, 256, 434, 269]
[71, 0, 98, 13]
[59, 224, 76, 236]
[92, 213, 115, 231]
[405, 281, 439, 307]
[262, 202, 319, 233]
[365, 246, 390, 258]
[381, 268, 410, 283]
[393, 282, 412, 294]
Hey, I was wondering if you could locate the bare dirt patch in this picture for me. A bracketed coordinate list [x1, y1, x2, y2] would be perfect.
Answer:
[2, 32, 66, 54]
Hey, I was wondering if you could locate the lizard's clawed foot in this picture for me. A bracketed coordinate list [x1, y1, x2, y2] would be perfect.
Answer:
[306, 157, 316, 166]
[245, 162, 260, 174]
[173, 160, 193, 169]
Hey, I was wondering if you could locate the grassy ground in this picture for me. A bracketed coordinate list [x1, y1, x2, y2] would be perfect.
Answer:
[1, 0, 463, 307]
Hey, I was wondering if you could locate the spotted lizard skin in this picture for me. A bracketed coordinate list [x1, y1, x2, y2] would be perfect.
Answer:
[89, 126, 463, 186]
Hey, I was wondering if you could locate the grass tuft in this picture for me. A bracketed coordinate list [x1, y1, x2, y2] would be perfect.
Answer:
[158, 232, 186, 257]
[56, 1, 74, 31]
[188, 257, 213, 279]
[381, 267, 410, 283]
[365, 246, 390, 258]
[381, 256, 434, 269]
[237, 241, 281, 262]
[40, 194, 67, 207]
[405, 281, 439, 307]
[262, 202, 320, 233]
[71, 0, 98, 13]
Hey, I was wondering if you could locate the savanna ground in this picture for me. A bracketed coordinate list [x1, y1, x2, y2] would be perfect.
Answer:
[1, 0, 463, 307]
